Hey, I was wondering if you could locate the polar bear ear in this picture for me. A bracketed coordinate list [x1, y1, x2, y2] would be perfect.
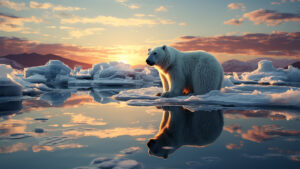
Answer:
[162, 45, 167, 50]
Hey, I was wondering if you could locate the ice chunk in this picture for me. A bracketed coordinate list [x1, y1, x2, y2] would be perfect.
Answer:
[222, 76, 234, 87]
[25, 60, 71, 86]
[240, 60, 300, 83]
[24, 74, 46, 83]
[0, 65, 22, 97]
[0, 64, 13, 78]
[256, 60, 276, 72]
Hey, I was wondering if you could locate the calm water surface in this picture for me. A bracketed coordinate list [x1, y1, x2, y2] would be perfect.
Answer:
[0, 89, 300, 169]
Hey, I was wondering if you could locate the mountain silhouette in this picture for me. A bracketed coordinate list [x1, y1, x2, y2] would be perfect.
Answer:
[0, 53, 91, 69]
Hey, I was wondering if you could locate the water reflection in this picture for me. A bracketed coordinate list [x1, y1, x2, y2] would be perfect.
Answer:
[0, 101, 22, 116]
[40, 91, 72, 106]
[89, 88, 120, 104]
[147, 106, 224, 159]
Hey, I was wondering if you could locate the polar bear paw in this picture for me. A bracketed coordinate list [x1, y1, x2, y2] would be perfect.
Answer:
[155, 92, 162, 96]
[161, 92, 174, 98]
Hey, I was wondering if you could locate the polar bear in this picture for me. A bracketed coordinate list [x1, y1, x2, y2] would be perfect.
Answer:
[146, 45, 224, 97]
[147, 106, 224, 159]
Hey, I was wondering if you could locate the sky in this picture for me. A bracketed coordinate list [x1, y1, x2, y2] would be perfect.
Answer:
[0, 0, 299, 65]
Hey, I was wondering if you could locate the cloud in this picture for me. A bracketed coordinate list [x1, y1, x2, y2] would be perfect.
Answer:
[224, 110, 271, 119]
[271, 2, 282, 5]
[228, 3, 246, 10]
[224, 18, 244, 25]
[68, 27, 105, 38]
[30, 1, 84, 11]
[116, 0, 140, 9]
[224, 124, 242, 134]
[0, 0, 26, 10]
[127, 4, 139, 9]
[241, 125, 300, 143]
[155, 6, 168, 12]
[69, 114, 107, 126]
[171, 31, 300, 58]
[178, 22, 186, 26]
[63, 127, 156, 139]
[226, 142, 243, 150]
[0, 143, 29, 153]
[0, 36, 111, 63]
[271, 0, 300, 5]
[32, 144, 86, 152]
[61, 15, 176, 26]
[243, 9, 300, 26]
[0, 12, 42, 32]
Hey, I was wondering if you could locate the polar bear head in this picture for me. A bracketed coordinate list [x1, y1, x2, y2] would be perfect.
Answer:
[146, 45, 169, 67]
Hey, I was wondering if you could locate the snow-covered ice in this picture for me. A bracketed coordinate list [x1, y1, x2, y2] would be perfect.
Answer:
[0, 64, 22, 101]
[25, 60, 71, 87]
[230, 60, 300, 85]
[114, 85, 300, 108]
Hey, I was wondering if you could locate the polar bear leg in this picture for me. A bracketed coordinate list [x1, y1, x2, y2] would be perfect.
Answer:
[161, 72, 185, 97]
[156, 73, 169, 96]
[160, 73, 169, 92]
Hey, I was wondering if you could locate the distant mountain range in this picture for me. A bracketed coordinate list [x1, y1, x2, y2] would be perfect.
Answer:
[0, 53, 92, 69]
[222, 58, 298, 72]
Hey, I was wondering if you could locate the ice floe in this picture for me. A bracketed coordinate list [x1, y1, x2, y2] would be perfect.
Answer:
[114, 86, 300, 108]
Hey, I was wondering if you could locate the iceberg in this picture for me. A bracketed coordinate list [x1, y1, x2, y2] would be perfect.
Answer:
[0, 64, 22, 97]
[230, 60, 300, 85]
[25, 60, 71, 87]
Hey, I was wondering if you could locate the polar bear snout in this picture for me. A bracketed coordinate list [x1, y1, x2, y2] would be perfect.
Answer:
[146, 58, 155, 66]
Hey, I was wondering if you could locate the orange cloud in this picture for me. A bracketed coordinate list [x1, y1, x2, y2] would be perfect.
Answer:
[228, 3, 246, 10]
[226, 142, 243, 150]
[63, 127, 156, 139]
[243, 9, 300, 26]
[61, 15, 175, 26]
[30, 1, 84, 11]
[0, 12, 42, 32]
[70, 114, 107, 126]
[68, 28, 105, 38]
[32, 144, 86, 152]
[224, 124, 242, 134]
[0, 143, 29, 153]
[0, 0, 26, 10]
[155, 6, 167, 12]
[171, 31, 300, 58]
[241, 125, 300, 143]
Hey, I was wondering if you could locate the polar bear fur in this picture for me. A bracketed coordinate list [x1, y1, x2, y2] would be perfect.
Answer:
[147, 106, 224, 159]
[146, 45, 224, 97]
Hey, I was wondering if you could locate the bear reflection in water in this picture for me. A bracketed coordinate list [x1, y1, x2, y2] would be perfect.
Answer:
[147, 106, 224, 159]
